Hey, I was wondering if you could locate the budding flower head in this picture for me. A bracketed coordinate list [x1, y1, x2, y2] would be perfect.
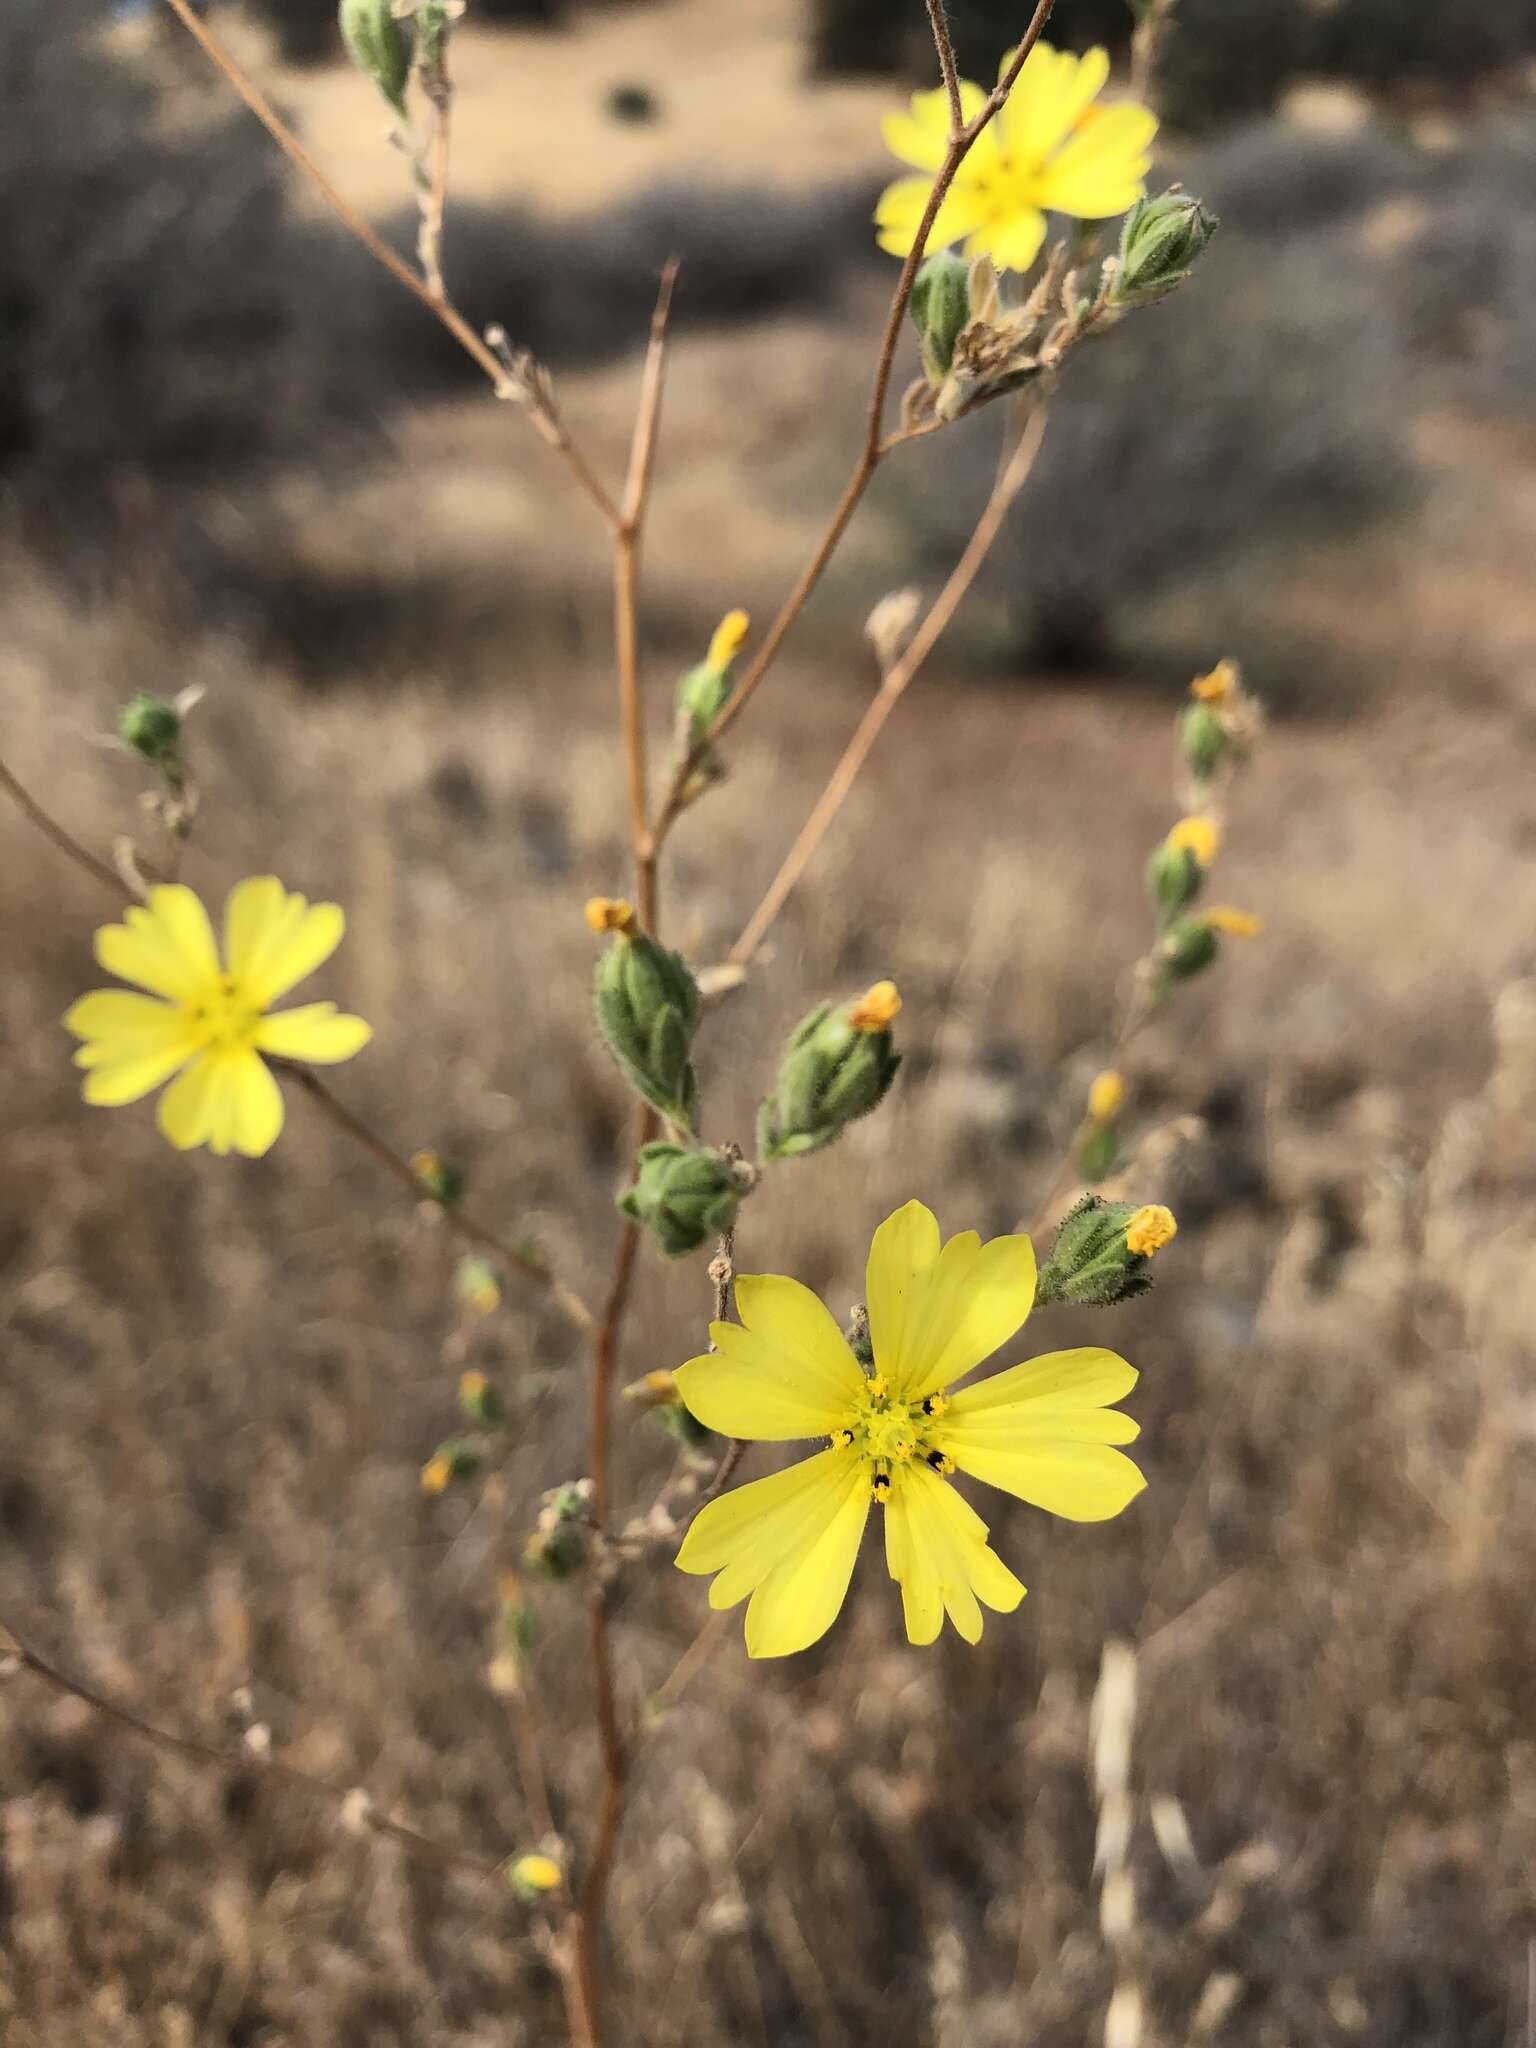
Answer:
[456, 1255, 502, 1318]
[1125, 1204, 1177, 1257]
[1191, 660, 1239, 705]
[412, 1149, 467, 1205]
[909, 248, 972, 384]
[1167, 816, 1220, 866]
[758, 986, 903, 1162]
[591, 916, 702, 1131]
[1088, 1071, 1126, 1125]
[1147, 821, 1214, 923]
[678, 611, 750, 746]
[707, 609, 750, 672]
[1112, 189, 1219, 308]
[505, 1852, 563, 1900]
[420, 1440, 482, 1495]
[339, 0, 413, 118]
[458, 1369, 504, 1427]
[1157, 916, 1220, 986]
[623, 1368, 683, 1411]
[1203, 905, 1262, 938]
[117, 692, 183, 770]
[585, 897, 636, 937]
[618, 1142, 753, 1258]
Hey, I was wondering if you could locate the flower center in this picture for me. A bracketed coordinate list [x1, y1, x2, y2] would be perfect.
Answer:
[830, 1380, 954, 1498]
[184, 976, 263, 1052]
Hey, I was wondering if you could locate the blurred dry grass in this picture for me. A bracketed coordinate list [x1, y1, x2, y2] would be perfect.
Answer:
[4, 5, 1536, 2045]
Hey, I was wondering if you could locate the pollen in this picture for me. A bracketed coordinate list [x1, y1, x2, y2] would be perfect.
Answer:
[926, 1450, 956, 1475]
[830, 1427, 855, 1449]
[921, 1392, 949, 1418]
[870, 1473, 892, 1501]
[866, 1374, 889, 1400]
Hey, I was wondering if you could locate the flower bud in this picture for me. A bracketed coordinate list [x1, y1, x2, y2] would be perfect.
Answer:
[339, 0, 413, 117]
[420, 1440, 483, 1494]
[523, 1520, 586, 1580]
[458, 1369, 503, 1427]
[677, 610, 749, 741]
[1088, 1070, 1126, 1125]
[757, 982, 903, 1162]
[1036, 1194, 1177, 1306]
[591, 915, 702, 1132]
[505, 1852, 563, 1900]
[1112, 190, 1219, 308]
[1146, 818, 1216, 923]
[412, 1148, 466, 1205]
[1155, 916, 1220, 988]
[617, 1142, 754, 1258]
[1181, 702, 1227, 782]
[909, 250, 972, 384]
[117, 693, 183, 771]
[455, 1255, 502, 1318]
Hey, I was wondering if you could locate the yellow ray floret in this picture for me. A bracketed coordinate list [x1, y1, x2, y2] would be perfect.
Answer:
[62, 878, 370, 1159]
[675, 1201, 1145, 1657]
[876, 44, 1158, 274]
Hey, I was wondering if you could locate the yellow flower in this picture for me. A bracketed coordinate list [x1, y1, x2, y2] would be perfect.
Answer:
[63, 879, 370, 1159]
[1125, 1204, 1177, 1257]
[1088, 1070, 1125, 1124]
[1191, 660, 1239, 704]
[585, 896, 636, 936]
[419, 1453, 454, 1497]
[847, 980, 903, 1032]
[506, 1852, 563, 1897]
[1203, 906, 1262, 938]
[675, 1201, 1145, 1658]
[707, 609, 750, 671]
[1166, 815, 1220, 866]
[876, 44, 1157, 275]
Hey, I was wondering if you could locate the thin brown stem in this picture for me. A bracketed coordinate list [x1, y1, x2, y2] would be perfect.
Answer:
[417, 55, 454, 302]
[0, 1621, 501, 1881]
[616, 262, 679, 931]
[728, 407, 1048, 970]
[0, 755, 131, 898]
[288, 1069, 594, 1334]
[924, 0, 966, 133]
[158, 0, 619, 530]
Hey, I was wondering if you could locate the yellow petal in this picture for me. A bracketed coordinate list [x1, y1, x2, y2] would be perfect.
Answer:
[676, 1275, 863, 1441]
[935, 1353, 1145, 1523]
[253, 1004, 373, 1065]
[226, 882, 345, 1008]
[676, 1449, 870, 1658]
[736, 1272, 865, 1400]
[1001, 42, 1110, 165]
[1033, 104, 1158, 220]
[95, 885, 219, 1002]
[155, 1050, 223, 1151]
[64, 989, 190, 1052]
[944, 1345, 1138, 1417]
[967, 208, 1047, 275]
[881, 88, 952, 173]
[885, 1463, 1025, 1647]
[874, 175, 989, 260]
[877, 1223, 1039, 1403]
[865, 1199, 941, 1385]
[226, 1049, 285, 1157]
[79, 1041, 197, 1106]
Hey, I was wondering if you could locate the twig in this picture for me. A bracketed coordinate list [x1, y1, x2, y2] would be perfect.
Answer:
[728, 405, 1049, 970]
[924, 0, 966, 132]
[415, 28, 455, 302]
[617, 261, 680, 933]
[645, 0, 1058, 861]
[0, 1621, 502, 1881]
[1, 755, 131, 898]
[158, 0, 620, 531]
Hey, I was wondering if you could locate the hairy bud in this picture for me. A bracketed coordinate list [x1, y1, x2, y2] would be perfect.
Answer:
[591, 919, 702, 1132]
[758, 983, 903, 1161]
[617, 1143, 754, 1258]
[1111, 190, 1219, 309]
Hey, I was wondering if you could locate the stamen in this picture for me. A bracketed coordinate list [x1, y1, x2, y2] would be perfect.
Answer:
[866, 1374, 888, 1400]
[870, 1473, 891, 1502]
[921, 1392, 949, 1418]
[830, 1428, 854, 1450]
[926, 1450, 955, 1475]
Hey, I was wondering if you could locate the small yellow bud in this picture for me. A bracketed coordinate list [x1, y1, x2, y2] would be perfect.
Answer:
[420, 1453, 453, 1497]
[411, 1148, 442, 1181]
[1125, 1204, 1178, 1257]
[1088, 1071, 1126, 1124]
[707, 609, 750, 671]
[1191, 660, 1239, 703]
[1203, 906, 1262, 938]
[1166, 816, 1221, 867]
[848, 981, 902, 1033]
[585, 897, 636, 936]
[506, 1852, 563, 1897]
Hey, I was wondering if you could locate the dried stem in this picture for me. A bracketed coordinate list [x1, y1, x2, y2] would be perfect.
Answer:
[0, 1620, 501, 1881]
[158, 0, 619, 530]
[645, 0, 1057, 862]
[416, 36, 455, 302]
[1, 754, 131, 898]
[924, 0, 966, 132]
[729, 406, 1049, 969]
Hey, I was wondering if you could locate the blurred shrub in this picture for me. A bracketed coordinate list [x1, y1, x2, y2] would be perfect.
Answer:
[1, 0, 370, 520]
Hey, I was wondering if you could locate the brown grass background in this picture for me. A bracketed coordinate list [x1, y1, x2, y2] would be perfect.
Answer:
[3, 4, 1536, 2043]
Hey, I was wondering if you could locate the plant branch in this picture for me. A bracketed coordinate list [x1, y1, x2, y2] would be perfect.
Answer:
[0, 755, 133, 898]
[158, 0, 620, 530]
[729, 404, 1049, 970]
[925, 0, 966, 132]
[0, 1620, 502, 1881]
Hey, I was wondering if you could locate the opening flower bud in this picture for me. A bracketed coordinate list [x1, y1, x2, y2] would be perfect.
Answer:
[909, 249, 973, 384]
[1036, 1194, 1174, 1307]
[505, 1852, 563, 1899]
[1112, 190, 1219, 308]
[758, 986, 903, 1162]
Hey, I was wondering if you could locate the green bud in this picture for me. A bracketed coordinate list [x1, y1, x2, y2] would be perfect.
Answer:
[523, 1520, 586, 1582]
[1036, 1195, 1158, 1307]
[617, 1142, 753, 1258]
[1157, 917, 1220, 988]
[1112, 190, 1219, 309]
[412, 1149, 466, 1205]
[757, 983, 903, 1162]
[420, 1439, 483, 1493]
[1181, 702, 1228, 783]
[117, 693, 183, 771]
[657, 1401, 714, 1451]
[677, 610, 750, 745]
[591, 923, 702, 1132]
[1146, 841, 1204, 923]
[910, 250, 972, 384]
[457, 1370, 503, 1427]
[339, 0, 413, 118]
